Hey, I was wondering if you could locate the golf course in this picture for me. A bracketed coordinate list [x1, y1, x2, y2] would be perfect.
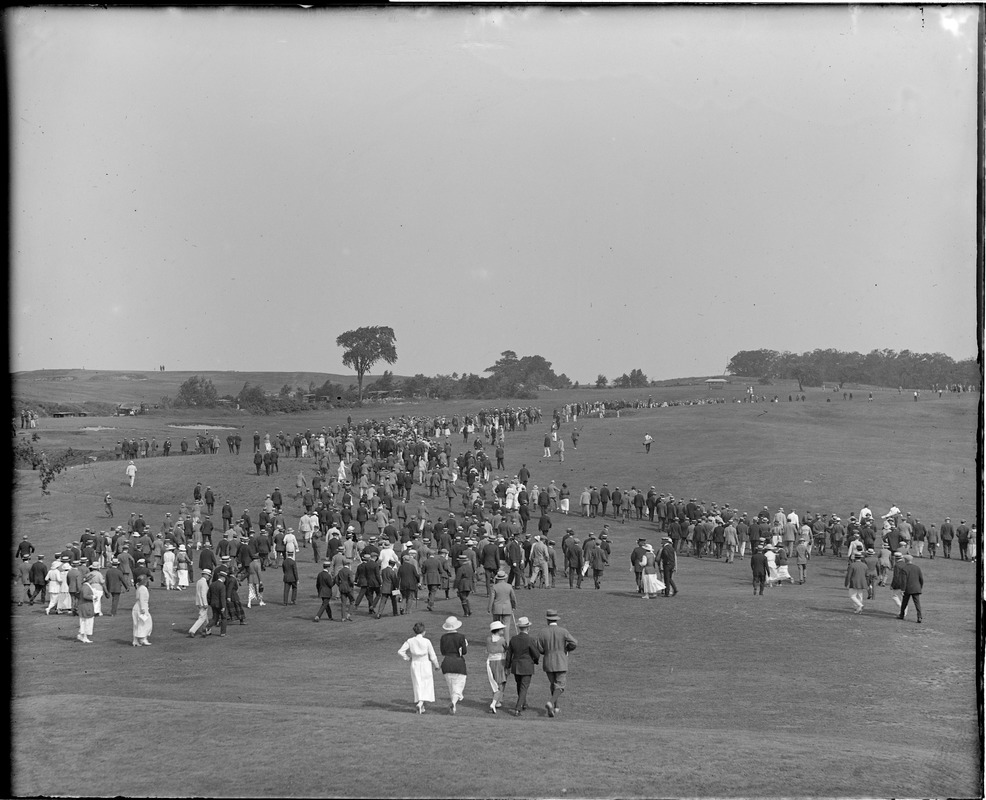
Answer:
[10, 380, 982, 798]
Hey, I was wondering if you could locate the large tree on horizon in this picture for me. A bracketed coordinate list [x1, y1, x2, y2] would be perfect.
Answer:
[335, 325, 398, 405]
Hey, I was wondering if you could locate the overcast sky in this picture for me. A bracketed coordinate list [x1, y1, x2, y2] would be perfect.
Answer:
[9, 5, 980, 382]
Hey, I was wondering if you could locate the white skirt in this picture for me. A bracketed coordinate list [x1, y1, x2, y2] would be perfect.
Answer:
[410, 658, 435, 703]
[642, 573, 665, 595]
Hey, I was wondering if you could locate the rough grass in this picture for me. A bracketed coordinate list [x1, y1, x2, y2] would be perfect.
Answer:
[10, 390, 982, 798]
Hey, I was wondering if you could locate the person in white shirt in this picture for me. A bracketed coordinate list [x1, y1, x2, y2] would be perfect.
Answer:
[125, 461, 137, 488]
[882, 505, 901, 520]
[859, 505, 873, 521]
[282, 528, 299, 560]
[379, 541, 399, 571]
[786, 510, 800, 528]
[298, 513, 315, 545]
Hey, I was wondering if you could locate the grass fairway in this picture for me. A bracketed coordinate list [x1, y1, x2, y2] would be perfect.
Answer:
[11, 389, 982, 798]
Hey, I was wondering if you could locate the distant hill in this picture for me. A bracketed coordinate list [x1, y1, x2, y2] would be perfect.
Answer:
[11, 369, 394, 407]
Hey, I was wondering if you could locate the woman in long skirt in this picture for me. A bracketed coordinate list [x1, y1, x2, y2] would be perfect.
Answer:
[485, 620, 508, 714]
[77, 573, 96, 643]
[44, 559, 64, 615]
[774, 547, 795, 585]
[176, 545, 190, 590]
[640, 545, 665, 599]
[131, 574, 153, 646]
[162, 544, 177, 590]
[764, 545, 780, 587]
[398, 622, 439, 714]
[439, 616, 468, 715]
[87, 565, 106, 616]
[56, 558, 73, 613]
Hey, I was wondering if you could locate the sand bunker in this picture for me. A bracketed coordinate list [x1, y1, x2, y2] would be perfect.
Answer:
[167, 424, 238, 430]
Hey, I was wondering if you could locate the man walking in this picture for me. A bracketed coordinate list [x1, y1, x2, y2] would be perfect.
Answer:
[188, 568, 212, 637]
[940, 517, 955, 558]
[845, 553, 868, 614]
[630, 538, 647, 595]
[534, 609, 578, 718]
[282, 555, 299, 605]
[898, 554, 925, 623]
[504, 616, 539, 717]
[488, 570, 517, 639]
[657, 535, 678, 597]
[313, 561, 335, 621]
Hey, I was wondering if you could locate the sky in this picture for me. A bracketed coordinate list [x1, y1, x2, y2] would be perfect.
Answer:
[8, 5, 980, 383]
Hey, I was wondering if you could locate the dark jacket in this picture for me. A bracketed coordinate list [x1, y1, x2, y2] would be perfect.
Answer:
[505, 632, 540, 675]
[207, 578, 226, 610]
[902, 562, 924, 593]
[453, 561, 475, 592]
[316, 570, 334, 598]
[439, 631, 468, 675]
[750, 552, 768, 578]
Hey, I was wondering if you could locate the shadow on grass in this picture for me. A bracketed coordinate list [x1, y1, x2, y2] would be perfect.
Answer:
[809, 606, 903, 618]
[362, 697, 419, 713]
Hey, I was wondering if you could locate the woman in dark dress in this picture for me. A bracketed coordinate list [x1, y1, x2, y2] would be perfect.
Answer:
[439, 616, 468, 715]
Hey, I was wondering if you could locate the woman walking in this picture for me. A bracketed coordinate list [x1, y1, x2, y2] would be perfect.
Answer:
[397, 552, 421, 613]
[439, 616, 468, 715]
[485, 620, 508, 714]
[162, 543, 177, 590]
[131, 573, 153, 646]
[76, 572, 97, 643]
[640, 544, 665, 599]
[398, 621, 440, 714]
[175, 544, 190, 590]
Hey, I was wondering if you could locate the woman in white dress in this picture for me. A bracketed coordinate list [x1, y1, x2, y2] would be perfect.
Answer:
[398, 622, 440, 714]
[640, 545, 665, 599]
[764, 545, 780, 586]
[176, 545, 190, 589]
[131, 573, 153, 646]
[162, 544, 177, 590]
[56, 558, 73, 613]
[44, 559, 64, 615]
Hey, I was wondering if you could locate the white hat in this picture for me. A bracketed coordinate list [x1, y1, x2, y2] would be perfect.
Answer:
[442, 616, 463, 631]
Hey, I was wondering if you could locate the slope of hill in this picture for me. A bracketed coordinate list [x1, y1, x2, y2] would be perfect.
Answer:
[11, 369, 377, 406]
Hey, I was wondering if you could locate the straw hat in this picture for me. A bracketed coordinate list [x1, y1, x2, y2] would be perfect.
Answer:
[442, 616, 463, 632]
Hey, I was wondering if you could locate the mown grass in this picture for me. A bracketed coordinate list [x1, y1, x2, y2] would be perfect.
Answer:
[10, 389, 981, 798]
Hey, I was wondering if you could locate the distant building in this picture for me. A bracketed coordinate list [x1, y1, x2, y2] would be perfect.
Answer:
[705, 378, 729, 391]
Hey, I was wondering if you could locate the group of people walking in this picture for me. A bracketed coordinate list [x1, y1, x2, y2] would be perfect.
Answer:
[397, 608, 577, 717]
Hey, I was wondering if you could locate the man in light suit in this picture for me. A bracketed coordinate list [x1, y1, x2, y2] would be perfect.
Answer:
[534, 609, 578, 718]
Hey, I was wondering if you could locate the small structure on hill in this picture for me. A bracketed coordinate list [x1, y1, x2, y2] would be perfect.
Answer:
[705, 378, 729, 391]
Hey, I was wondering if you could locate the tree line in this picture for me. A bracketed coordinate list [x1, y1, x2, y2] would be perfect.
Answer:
[726, 348, 980, 391]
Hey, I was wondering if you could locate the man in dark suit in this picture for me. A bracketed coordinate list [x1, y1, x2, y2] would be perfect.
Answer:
[955, 520, 971, 561]
[282, 556, 299, 605]
[750, 547, 768, 595]
[206, 570, 228, 636]
[940, 518, 955, 558]
[534, 609, 578, 717]
[898, 554, 925, 623]
[313, 562, 334, 621]
[504, 616, 539, 716]
[657, 536, 678, 597]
